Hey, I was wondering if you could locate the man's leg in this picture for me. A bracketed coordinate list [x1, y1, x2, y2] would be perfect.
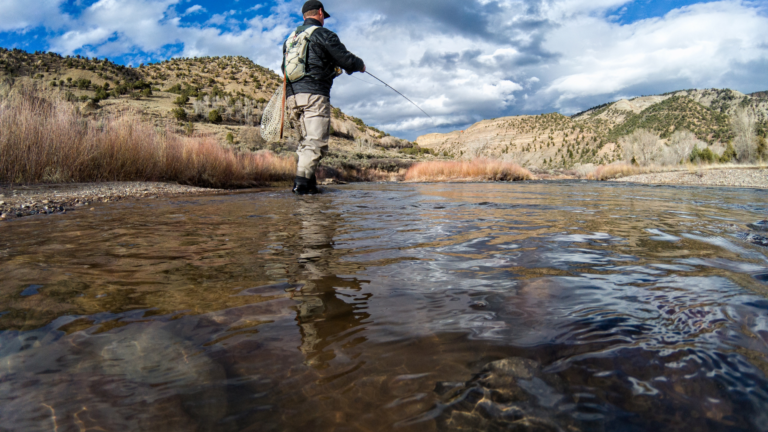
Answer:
[295, 95, 331, 193]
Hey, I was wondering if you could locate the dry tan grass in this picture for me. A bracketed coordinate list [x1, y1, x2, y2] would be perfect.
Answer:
[588, 163, 643, 180]
[404, 158, 533, 182]
[0, 86, 295, 187]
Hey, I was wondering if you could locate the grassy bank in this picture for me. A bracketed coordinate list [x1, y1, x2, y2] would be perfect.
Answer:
[404, 159, 533, 182]
[0, 85, 295, 188]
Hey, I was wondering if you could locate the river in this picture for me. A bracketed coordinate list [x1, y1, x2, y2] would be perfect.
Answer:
[1, 182, 767, 431]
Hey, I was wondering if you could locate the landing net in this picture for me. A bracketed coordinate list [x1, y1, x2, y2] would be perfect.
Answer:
[260, 85, 284, 142]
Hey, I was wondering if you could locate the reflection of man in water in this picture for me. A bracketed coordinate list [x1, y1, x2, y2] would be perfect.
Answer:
[291, 197, 370, 367]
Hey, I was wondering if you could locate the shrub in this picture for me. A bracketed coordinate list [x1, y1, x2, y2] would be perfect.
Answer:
[93, 87, 109, 102]
[0, 85, 294, 187]
[719, 142, 737, 163]
[758, 136, 767, 161]
[209, 109, 222, 123]
[226, 132, 234, 144]
[184, 122, 195, 136]
[141, 88, 152, 97]
[690, 145, 717, 164]
[400, 146, 433, 156]
[171, 107, 187, 121]
[174, 95, 189, 106]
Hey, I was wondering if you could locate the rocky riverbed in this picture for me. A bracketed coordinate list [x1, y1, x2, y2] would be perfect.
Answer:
[0, 182, 225, 221]
[612, 168, 768, 189]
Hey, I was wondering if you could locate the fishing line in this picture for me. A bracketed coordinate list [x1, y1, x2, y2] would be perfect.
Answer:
[365, 71, 433, 120]
[348, 74, 385, 87]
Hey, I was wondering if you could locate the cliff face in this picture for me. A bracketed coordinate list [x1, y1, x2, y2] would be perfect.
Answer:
[417, 89, 768, 169]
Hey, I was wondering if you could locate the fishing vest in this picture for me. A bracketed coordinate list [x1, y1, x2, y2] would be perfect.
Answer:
[283, 26, 320, 83]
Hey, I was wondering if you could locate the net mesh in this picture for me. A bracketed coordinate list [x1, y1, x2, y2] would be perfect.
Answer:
[260, 85, 285, 142]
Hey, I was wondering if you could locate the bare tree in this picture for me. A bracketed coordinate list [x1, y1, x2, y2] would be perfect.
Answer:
[732, 107, 757, 162]
[620, 129, 660, 166]
[665, 129, 704, 165]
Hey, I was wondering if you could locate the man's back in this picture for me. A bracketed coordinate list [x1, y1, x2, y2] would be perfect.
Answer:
[284, 17, 365, 98]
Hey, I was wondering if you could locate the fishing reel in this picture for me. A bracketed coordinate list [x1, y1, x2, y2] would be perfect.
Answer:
[334, 66, 343, 78]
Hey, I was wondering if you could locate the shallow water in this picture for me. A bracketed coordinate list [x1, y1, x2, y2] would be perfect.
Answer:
[1, 182, 768, 431]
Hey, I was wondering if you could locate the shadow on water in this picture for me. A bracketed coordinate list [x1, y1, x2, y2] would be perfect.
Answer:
[1, 182, 768, 431]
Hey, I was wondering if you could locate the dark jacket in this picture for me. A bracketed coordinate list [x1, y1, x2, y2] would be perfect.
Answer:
[283, 18, 365, 98]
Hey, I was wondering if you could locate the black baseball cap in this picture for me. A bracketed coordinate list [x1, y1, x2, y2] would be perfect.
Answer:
[302, 0, 331, 18]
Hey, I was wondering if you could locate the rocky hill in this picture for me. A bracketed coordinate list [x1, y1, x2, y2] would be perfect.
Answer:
[418, 88, 768, 169]
[0, 48, 428, 173]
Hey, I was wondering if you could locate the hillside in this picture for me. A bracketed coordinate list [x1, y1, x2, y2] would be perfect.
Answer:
[418, 88, 768, 169]
[0, 48, 434, 176]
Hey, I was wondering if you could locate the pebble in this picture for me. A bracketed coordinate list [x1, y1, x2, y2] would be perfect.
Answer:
[0, 182, 225, 222]
[614, 168, 768, 189]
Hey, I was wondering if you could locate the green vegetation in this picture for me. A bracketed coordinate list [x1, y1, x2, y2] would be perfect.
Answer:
[171, 107, 187, 121]
[607, 96, 732, 144]
[400, 145, 433, 156]
[208, 109, 222, 123]
[689, 145, 717, 164]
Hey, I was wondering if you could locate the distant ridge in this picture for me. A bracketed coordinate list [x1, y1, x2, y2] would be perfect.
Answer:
[417, 88, 768, 169]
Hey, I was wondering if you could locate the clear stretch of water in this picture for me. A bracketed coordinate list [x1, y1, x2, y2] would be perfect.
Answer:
[1, 182, 767, 431]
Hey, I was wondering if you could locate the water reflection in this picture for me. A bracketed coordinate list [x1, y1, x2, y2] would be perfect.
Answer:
[0, 182, 767, 431]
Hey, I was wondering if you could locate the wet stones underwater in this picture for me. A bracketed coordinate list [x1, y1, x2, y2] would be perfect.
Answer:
[1, 182, 768, 431]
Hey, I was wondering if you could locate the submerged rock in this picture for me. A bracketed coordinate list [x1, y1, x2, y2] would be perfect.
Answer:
[0, 322, 228, 432]
[735, 232, 768, 248]
[747, 220, 768, 232]
[433, 358, 569, 431]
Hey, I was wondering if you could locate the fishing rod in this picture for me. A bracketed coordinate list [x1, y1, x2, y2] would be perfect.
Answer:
[364, 71, 433, 120]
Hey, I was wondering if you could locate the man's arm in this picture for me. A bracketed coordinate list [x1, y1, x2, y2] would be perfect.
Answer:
[321, 30, 365, 74]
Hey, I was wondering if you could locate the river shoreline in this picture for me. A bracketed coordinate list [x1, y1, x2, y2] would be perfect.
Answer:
[611, 167, 768, 189]
[0, 182, 227, 220]
[2, 168, 767, 222]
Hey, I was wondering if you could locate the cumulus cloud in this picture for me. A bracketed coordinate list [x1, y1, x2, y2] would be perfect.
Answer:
[184, 5, 206, 15]
[2, 0, 768, 139]
[537, 1, 768, 112]
[0, 0, 69, 32]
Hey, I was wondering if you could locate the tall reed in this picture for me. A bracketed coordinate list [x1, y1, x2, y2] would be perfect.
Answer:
[0, 86, 295, 187]
[404, 158, 533, 182]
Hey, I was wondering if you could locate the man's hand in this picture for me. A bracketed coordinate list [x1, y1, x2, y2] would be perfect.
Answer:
[361, 64, 366, 73]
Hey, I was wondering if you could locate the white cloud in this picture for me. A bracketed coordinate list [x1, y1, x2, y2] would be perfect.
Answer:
[0, 0, 69, 32]
[184, 5, 206, 15]
[3, 0, 768, 139]
[535, 1, 768, 111]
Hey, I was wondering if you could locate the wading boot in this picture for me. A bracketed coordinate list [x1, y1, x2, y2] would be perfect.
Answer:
[293, 176, 310, 195]
[293, 176, 321, 195]
[307, 175, 320, 194]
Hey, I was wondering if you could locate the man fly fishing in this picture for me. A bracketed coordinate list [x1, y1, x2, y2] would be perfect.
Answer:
[283, 0, 366, 195]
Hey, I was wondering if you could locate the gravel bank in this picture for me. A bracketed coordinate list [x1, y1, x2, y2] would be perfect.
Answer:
[0, 182, 225, 221]
[612, 168, 768, 189]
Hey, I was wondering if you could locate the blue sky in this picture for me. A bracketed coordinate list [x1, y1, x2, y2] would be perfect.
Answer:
[1, 0, 767, 140]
